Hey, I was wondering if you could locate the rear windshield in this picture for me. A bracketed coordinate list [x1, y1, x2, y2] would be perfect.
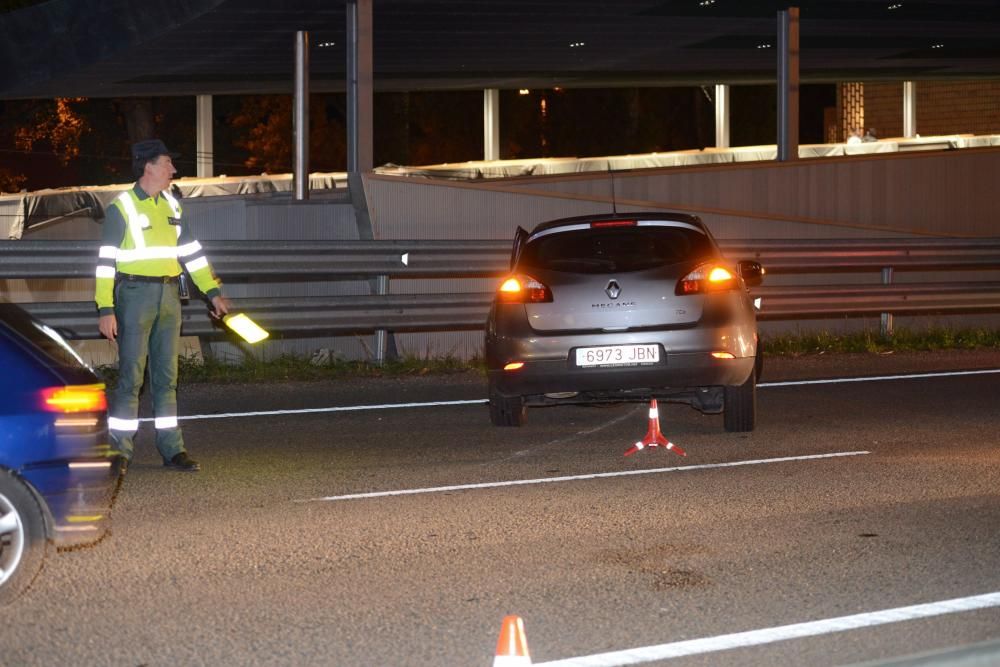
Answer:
[0, 302, 93, 371]
[518, 224, 714, 274]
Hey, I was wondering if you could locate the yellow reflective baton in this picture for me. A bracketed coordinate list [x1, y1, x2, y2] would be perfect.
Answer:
[223, 313, 269, 344]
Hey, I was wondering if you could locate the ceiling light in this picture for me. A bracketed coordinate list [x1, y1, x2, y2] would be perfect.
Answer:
[700, 0, 716, 5]
[931, 43, 944, 49]
[318, 41, 336, 48]
[569, 41, 585, 48]
[518, 89, 530, 95]
[887, 2, 903, 9]
[757, 43, 772, 49]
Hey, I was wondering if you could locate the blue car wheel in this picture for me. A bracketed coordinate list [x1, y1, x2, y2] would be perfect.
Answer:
[0, 470, 49, 605]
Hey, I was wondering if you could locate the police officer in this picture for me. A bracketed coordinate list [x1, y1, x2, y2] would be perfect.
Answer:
[95, 139, 229, 474]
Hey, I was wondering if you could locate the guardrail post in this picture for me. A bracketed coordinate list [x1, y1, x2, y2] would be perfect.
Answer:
[374, 274, 389, 365]
[880, 266, 894, 337]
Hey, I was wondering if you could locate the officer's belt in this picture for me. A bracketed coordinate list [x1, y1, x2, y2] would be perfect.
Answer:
[119, 273, 180, 284]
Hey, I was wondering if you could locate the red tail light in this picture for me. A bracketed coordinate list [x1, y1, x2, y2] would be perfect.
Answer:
[676, 263, 738, 295]
[39, 384, 107, 413]
[498, 275, 553, 303]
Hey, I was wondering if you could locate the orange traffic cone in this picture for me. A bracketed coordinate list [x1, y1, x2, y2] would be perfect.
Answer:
[493, 615, 531, 666]
[624, 399, 686, 457]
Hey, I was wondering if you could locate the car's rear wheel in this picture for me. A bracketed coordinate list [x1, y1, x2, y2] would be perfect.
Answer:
[488, 382, 527, 427]
[0, 470, 49, 605]
[723, 366, 756, 432]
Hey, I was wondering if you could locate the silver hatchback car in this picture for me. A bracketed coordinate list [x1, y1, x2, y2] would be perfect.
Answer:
[485, 212, 764, 431]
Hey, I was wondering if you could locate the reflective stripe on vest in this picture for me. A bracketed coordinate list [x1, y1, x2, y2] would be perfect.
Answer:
[162, 190, 182, 219]
[117, 191, 149, 250]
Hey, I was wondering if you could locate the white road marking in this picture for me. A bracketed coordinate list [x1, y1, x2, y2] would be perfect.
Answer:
[304, 451, 869, 502]
[137, 399, 487, 423]
[135, 368, 1000, 424]
[533, 591, 1000, 666]
[759, 367, 1000, 388]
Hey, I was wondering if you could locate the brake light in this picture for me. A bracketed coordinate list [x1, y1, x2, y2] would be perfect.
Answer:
[40, 384, 107, 413]
[497, 275, 553, 303]
[676, 263, 738, 295]
[590, 220, 636, 228]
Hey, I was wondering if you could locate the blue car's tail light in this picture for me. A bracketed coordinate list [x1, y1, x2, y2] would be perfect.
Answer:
[38, 384, 107, 414]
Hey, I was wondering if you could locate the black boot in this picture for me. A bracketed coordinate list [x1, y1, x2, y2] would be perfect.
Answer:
[164, 452, 201, 472]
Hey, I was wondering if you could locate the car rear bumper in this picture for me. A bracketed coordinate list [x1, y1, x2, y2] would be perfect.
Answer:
[488, 351, 753, 398]
[486, 313, 757, 398]
[21, 453, 120, 548]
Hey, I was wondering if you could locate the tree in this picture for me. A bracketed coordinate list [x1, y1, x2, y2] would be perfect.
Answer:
[230, 94, 346, 173]
[14, 97, 89, 165]
[0, 168, 26, 193]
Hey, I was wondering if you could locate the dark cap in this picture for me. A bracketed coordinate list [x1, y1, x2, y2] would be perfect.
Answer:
[131, 139, 179, 163]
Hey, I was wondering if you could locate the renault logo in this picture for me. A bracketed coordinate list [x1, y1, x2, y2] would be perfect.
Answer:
[605, 280, 621, 299]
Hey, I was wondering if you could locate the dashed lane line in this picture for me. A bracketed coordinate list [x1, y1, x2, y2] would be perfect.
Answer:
[302, 451, 869, 502]
[534, 591, 1000, 666]
[759, 367, 1000, 388]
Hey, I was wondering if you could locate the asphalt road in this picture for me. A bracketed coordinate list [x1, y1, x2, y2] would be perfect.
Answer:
[1, 351, 998, 667]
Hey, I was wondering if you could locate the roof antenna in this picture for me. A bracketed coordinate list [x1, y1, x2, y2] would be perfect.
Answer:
[607, 160, 618, 215]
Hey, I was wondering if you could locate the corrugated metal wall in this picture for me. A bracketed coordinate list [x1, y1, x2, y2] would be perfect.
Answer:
[451, 148, 1000, 239]
[4, 147, 998, 365]
[183, 193, 376, 362]
[0, 190, 378, 365]
[365, 148, 1000, 356]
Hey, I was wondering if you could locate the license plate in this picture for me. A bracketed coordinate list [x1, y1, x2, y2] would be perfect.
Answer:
[575, 344, 660, 368]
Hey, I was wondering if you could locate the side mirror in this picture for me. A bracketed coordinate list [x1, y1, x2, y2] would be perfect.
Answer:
[737, 260, 765, 287]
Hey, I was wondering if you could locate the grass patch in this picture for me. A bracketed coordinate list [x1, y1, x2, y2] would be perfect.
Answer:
[95, 352, 481, 387]
[763, 327, 1000, 356]
[93, 326, 999, 387]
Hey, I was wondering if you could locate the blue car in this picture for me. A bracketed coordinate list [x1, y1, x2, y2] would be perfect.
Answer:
[0, 300, 120, 604]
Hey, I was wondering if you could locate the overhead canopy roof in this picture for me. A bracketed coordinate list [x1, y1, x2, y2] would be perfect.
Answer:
[2, 0, 1000, 99]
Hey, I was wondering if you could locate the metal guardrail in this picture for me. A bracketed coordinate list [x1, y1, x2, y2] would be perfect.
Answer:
[720, 238, 1000, 272]
[3, 238, 1000, 340]
[4, 238, 1000, 279]
[0, 240, 511, 280]
[18, 294, 492, 340]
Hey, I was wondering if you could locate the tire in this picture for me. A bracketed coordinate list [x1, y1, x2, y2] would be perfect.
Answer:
[0, 470, 50, 606]
[488, 381, 527, 427]
[724, 366, 756, 432]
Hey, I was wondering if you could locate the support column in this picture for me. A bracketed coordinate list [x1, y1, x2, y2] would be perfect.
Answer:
[484, 88, 500, 161]
[777, 7, 800, 161]
[903, 80, 917, 138]
[347, 0, 385, 361]
[347, 0, 374, 176]
[293, 30, 310, 200]
[196, 95, 213, 178]
[714, 84, 730, 148]
[346, 0, 374, 238]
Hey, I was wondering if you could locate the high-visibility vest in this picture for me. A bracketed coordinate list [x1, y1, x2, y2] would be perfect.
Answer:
[95, 188, 221, 310]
